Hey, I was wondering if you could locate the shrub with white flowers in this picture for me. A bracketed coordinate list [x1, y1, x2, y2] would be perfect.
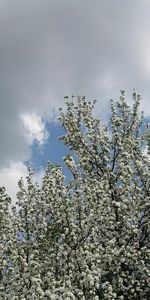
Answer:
[0, 91, 150, 299]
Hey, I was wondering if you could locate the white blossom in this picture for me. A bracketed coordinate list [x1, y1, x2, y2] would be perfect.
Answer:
[0, 92, 149, 299]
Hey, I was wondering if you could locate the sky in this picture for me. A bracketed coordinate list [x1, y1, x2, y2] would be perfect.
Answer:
[0, 0, 150, 201]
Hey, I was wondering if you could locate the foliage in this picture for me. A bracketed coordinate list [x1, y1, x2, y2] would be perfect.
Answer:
[0, 92, 150, 299]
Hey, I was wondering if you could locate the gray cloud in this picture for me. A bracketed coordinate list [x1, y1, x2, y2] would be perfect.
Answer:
[0, 0, 150, 167]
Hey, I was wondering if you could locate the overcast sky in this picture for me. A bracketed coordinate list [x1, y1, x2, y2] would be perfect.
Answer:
[0, 0, 150, 199]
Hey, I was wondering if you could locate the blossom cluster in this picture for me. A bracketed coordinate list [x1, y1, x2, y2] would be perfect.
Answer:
[0, 92, 149, 299]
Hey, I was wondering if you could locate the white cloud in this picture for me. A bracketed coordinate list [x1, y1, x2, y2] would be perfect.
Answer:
[0, 161, 27, 204]
[0, 160, 44, 205]
[21, 112, 49, 145]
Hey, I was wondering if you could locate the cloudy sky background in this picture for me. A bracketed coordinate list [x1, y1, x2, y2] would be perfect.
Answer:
[0, 0, 150, 200]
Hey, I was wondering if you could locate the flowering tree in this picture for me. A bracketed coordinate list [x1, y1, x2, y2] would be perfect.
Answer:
[0, 92, 150, 299]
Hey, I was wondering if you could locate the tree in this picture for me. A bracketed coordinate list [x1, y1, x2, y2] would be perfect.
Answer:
[0, 187, 14, 299]
[0, 91, 149, 299]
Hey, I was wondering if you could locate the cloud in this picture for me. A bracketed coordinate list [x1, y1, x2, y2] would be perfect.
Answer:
[0, 161, 28, 204]
[21, 112, 48, 145]
[0, 160, 44, 204]
[0, 0, 150, 170]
